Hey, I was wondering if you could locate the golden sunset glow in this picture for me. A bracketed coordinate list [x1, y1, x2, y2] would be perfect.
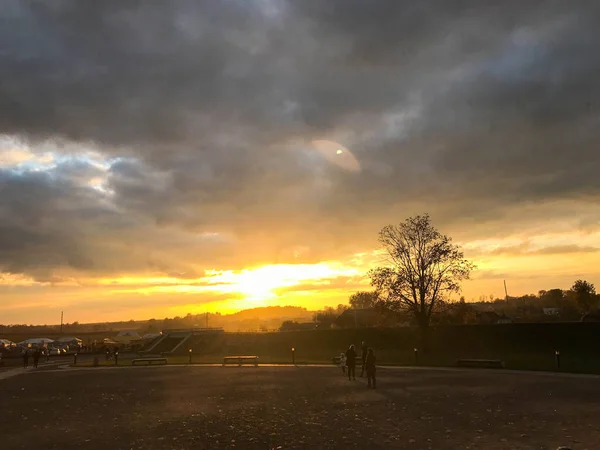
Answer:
[1, 2, 599, 326]
[3, 230, 600, 324]
[92, 262, 366, 312]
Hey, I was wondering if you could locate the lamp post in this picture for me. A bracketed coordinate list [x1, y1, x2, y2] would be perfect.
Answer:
[292, 347, 295, 365]
[189, 348, 193, 364]
[414, 348, 419, 365]
[73, 353, 77, 365]
[555, 350, 560, 370]
[114, 351, 119, 366]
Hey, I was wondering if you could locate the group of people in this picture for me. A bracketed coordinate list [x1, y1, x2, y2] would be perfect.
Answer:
[22, 347, 48, 368]
[105, 346, 119, 360]
[339, 341, 376, 389]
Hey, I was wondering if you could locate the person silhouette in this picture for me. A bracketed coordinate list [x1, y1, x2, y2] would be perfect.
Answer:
[365, 348, 376, 389]
[360, 341, 367, 377]
[22, 348, 29, 368]
[345, 344, 357, 381]
[339, 352, 347, 374]
[33, 347, 40, 368]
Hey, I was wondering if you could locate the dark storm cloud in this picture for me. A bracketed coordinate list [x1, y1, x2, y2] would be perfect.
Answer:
[0, 168, 107, 278]
[0, 168, 224, 280]
[1, 0, 599, 277]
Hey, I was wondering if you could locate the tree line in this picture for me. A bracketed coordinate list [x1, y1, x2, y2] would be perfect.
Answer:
[309, 214, 598, 334]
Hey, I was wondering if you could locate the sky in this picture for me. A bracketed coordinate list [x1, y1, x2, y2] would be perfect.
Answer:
[1, 0, 600, 325]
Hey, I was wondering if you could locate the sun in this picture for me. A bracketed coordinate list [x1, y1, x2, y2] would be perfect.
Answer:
[232, 266, 299, 301]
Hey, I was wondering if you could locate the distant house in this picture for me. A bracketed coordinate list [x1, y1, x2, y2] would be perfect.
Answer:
[114, 330, 142, 344]
[91, 338, 119, 349]
[335, 308, 381, 329]
[543, 308, 560, 316]
[279, 321, 316, 332]
[497, 315, 513, 324]
[0, 339, 16, 349]
[476, 311, 513, 324]
[141, 332, 162, 341]
[55, 336, 82, 346]
[295, 322, 317, 331]
[18, 337, 55, 347]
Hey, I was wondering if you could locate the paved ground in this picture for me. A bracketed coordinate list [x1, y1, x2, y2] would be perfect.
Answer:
[1, 366, 599, 450]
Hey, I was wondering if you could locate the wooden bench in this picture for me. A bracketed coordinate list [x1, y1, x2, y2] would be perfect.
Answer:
[223, 356, 259, 366]
[132, 357, 168, 366]
[456, 359, 504, 369]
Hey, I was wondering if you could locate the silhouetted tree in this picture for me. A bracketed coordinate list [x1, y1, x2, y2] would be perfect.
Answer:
[572, 279, 597, 313]
[453, 297, 477, 324]
[369, 214, 475, 345]
[539, 288, 564, 307]
[279, 320, 298, 331]
[145, 319, 158, 333]
[314, 307, 338, 329]
[349, 291, 379, 309]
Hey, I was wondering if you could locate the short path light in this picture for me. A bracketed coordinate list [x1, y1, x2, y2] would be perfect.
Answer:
[292, 347, 295, 365]
[189, 348, 193, 364]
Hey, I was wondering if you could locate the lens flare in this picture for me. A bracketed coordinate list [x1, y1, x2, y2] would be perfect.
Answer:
[311, 140, 361, 172]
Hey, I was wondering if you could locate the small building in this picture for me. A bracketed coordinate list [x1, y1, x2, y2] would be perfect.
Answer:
[0, 339, 16, 349]
[92, 338, 120, 349]
[141, 332, 162, 341]
[55, 336, 83, 346]
[114, 330, 142, 345]
[497, 314, 513, 324]
[335, 308, 381, 329]
[279, 321, 316, 332]
[476, 311, 512, 324]
[17, 337, 55, 347]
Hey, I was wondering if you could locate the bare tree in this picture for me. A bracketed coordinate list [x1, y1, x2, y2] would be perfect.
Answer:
[369, 214, 475, 343]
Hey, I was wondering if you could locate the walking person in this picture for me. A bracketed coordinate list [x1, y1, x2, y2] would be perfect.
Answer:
[360, 341, 368, 377]
[365, 348, 376, 389]
[345, 344, 357, 381]
[22, 348, 29, 368]
[33, 347, 40, 368]
[339, 352, 347, 375]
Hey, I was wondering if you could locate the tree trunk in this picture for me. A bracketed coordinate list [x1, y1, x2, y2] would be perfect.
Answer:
[417, 311, 431, 353]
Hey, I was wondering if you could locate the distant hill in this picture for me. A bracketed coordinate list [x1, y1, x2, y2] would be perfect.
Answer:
[222, 306, 313, 320]
[205, 306, 314, 332]
[0, 305, 317, 335]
